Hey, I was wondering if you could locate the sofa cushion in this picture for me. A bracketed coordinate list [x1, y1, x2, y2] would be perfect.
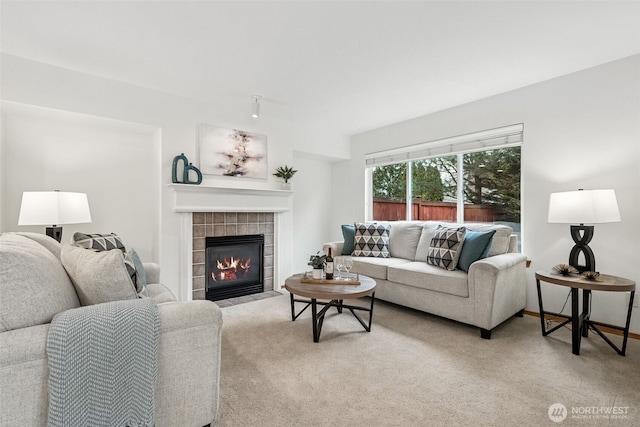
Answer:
[426, 225, 466, 271]
[0, 233, 80, 333]
[350, 257, 413, 280]
[145, 283, 177, 304]
[416, 222, 513, 259]
[463, 223, 513, 256]
[73, 232, 141, 292]
[353, 222, 391, 258]
[388, 261, 470, 297]
[388, 221, 423, 260]
[16, 231, 64, 261]
[61, 244, 138, 306]
[414, 221, 442, 262]
[457, 229, 496, 272]
[341, 224, 356, 255]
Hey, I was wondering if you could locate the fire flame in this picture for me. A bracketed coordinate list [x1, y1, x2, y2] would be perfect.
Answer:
[212, 256, 251, 281]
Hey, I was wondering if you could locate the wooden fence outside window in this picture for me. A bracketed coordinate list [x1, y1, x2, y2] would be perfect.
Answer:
[373, 198, 497, 222]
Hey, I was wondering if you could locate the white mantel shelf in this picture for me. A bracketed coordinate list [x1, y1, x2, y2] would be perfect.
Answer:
[168, 183, 292, 212]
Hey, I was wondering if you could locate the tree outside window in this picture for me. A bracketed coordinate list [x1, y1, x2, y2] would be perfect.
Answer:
[372, 163, 407, 220]
[463, 148, 521, 223]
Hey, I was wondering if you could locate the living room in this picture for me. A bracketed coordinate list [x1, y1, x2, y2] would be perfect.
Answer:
[1, 1, 640, 426]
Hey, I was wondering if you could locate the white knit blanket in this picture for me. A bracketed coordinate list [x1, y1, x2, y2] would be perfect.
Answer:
[46, 298, 159, 427]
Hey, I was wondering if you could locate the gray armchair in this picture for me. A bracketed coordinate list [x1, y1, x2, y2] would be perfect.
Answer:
[0, 232, 222, 427]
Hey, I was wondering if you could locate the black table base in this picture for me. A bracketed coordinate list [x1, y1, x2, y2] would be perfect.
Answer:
[289, 293, 375, 342]
[536, 279, 635, 356]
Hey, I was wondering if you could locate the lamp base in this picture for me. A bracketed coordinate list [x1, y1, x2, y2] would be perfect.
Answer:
[569, 224, 596, 273]
[46, 226, 63, 243]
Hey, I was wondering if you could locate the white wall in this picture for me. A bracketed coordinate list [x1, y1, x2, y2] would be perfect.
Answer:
[0, 111, 5, 231]
[332, 55, 640, 333]
[2, 102, 160, 260]
[291, 152, 334, 272]
[1, 54, 342, 298]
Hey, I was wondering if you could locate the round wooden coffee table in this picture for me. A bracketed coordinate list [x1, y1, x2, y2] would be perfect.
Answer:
[284, 273, 377, 342]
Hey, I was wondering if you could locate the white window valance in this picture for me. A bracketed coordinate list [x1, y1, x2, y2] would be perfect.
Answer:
[365, 123, 524, 167]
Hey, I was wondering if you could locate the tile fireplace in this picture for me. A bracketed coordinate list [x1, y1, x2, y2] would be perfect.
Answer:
[192, 212, 274, 301]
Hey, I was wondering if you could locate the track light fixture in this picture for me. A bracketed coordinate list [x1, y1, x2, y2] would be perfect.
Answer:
[251, 95, 262, 118]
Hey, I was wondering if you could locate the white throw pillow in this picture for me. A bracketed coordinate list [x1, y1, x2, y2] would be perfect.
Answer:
[61, 244, 138, 306]
[72, 232, 141, 292]
[388, 221, 423, 260]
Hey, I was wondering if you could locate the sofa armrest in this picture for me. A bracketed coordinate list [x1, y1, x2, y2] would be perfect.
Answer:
[322, 241, 344, 257]
[146, 283, 177, 304]
[155, 300, 223, 426]
[468, 253, 527, 330]
[143, 262, 161, 284]
[0, 301, 224, 427]
[0, 324, 50, 425]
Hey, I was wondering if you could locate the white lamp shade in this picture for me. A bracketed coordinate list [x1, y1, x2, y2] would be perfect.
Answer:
[18, 191, 92, 226]
[547, 189, 621, 224]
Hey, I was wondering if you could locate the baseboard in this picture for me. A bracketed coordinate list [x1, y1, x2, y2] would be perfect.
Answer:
[523, 310, 640, 341]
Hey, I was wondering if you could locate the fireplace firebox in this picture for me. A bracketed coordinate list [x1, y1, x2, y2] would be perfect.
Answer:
[205, 234, 264, 301]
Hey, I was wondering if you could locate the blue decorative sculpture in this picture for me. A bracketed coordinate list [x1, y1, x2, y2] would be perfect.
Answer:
[172, 153, 188, 183]
[184, 162, 203, 185]
[172, 153, 202, 185]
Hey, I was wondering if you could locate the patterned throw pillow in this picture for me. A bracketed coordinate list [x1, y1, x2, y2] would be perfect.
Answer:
[353, 222, 391, 258]
[72, 232, 141, 292]
[426, 225, 466, 270]
[73, 231, 126, 251]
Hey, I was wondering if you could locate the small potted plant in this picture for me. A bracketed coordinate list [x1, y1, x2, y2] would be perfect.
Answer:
[308, 251, 327, 279]
[273, 165, 298, 190]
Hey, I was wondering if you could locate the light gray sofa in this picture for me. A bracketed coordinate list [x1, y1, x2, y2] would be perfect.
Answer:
[324, 221, 526, 339]
[0, 232, 222, 427]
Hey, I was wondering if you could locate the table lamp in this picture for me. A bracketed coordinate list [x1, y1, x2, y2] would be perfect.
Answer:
[18, 191, 92, 242]
[547, 189, 620, 273]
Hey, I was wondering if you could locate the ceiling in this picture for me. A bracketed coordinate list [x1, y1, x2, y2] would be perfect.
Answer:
[2, 1, 639, 137]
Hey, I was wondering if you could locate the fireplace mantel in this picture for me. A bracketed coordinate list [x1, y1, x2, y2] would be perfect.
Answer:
[168, 183, 292, 212]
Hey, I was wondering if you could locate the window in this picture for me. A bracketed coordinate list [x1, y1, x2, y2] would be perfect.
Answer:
[371, 163, 407, 220]
[462, 148, 521, 225]
[410, 156, 458, 221]
[367, 125, 522, 233]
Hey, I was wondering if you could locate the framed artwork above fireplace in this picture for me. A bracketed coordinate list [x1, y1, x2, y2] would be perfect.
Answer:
[198, 124, 268, 179]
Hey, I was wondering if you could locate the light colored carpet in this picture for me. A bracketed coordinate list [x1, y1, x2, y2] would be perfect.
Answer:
[218, 293, 640, 426]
